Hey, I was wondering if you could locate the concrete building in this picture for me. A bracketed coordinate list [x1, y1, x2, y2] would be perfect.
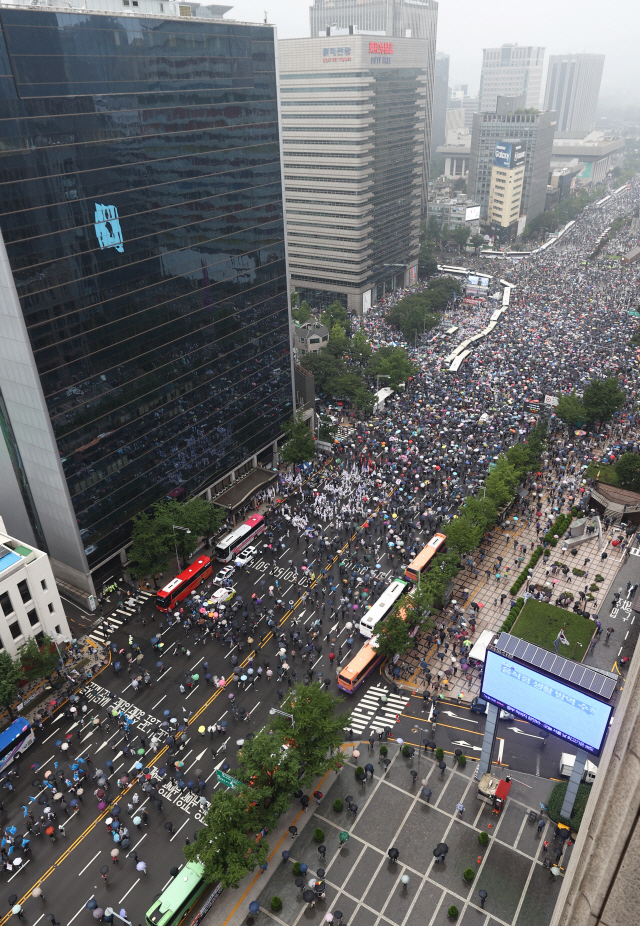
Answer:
[543, 54, 605, 134]
[428, 195, 480, 234]
[448, 87, 479, 130]
[431, 52, 450, 155]
[552, 131, 625, 186]
[280, 35, 434, 314]
[487, 141, 526, 242]
[548, 159, 585, 201]
[0, 516, 71, 659]
[468, 95, 557, 226]
[0, 1, 293, 606]
[307, 0, 437, 219]
[294, 321, 330, 356]
[479, 44, 545, 113]
[310, 0, 438, 40]
[436, 127, 472, 178]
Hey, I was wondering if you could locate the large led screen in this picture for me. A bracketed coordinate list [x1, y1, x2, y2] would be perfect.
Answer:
[481, 650, 613, 756]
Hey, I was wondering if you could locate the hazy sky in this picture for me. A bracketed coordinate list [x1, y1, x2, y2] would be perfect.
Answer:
[231, 0, 635, 103]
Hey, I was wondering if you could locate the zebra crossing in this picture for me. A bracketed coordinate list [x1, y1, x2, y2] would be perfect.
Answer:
[348, 684, 410, 735]
[88, 590, 155, 643]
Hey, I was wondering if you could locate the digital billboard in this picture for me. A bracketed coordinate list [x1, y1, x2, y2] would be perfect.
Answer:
[493, 141, 526, 170]
[481, 649, 613, 756]
[465, 205, 481, 222]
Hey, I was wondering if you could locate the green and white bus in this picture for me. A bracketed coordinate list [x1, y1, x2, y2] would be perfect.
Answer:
[145, 863, 207, 926]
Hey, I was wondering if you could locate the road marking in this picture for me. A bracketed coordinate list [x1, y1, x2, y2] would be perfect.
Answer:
[451, 739, 481, 752]
[152, 695, 166, 710]
[508, 726, 545, 740]
[67, 897, 94, 926]
[8, 860, 29, 881]
[118, 878, 140, 904]
[131, 833, 147, 851]
[170, 818, 190, 842]
[78, 850, 101, 876]
[157, 667, 172, 682]
[442, 710, 479, 724]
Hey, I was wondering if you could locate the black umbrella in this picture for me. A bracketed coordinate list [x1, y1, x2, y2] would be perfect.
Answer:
[295, 878, 304, 891]
[439, 761, 447, 773]
[8, 894, 18, 906]
[345, 794, 354, 804]
[421, 787, 432, 801]
[85, 900, 98, 911]
[316, 868, 325, 878]
[357, 772, 366, 782]
[303, 890, 315, 904]
[169, 867, 180, 877]
[388, 848, 399, 861]
[454, 749, 462, 760]
[314, 880, 325, 895]
[32, 779, 42, 788]
[434, 843, 449, 856]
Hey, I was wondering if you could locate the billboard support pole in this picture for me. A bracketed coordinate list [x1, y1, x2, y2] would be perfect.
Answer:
[476, 702, 500, 777]
[560, 748, 587, 820]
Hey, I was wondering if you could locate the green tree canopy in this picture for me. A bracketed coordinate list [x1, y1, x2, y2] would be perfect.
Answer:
[271, 682, 348, 783]
[556, 389, 585, 427]
[350, 331, 372, 365]
[418, 241, 438, 278]
[326, 323, 348, 358]
[19, 634, 59, 683]
[470, 233, 485, 253]
[0, 651, 24, 719]
[321, 300, 348, 331]
[292, 300, 312, 324]
[366, 346, 414, 388]
[452, 225, 471, 248]
[183, 789, 268, 888]
[582, 377, 626, 424]
[236, 731, 302, 831]
[615, 452, 640, 491]
[372, 607, 413, 660]
[128, 498, 225, 578]
[280, 411, 317, 465]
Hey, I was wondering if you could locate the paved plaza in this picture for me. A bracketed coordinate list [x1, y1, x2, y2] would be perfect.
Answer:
[251, 749, 566, 926]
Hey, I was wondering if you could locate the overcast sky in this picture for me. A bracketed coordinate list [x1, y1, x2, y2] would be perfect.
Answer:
[231, 0, 635, 104]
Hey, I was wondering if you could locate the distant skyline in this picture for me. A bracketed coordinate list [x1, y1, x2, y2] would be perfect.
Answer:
[232, 0, 635, 105]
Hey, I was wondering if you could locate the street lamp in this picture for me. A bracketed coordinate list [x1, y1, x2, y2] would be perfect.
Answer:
[104, 909, 131, 926]
[269, 707, 295, 729]
[172, 524, 191, 573]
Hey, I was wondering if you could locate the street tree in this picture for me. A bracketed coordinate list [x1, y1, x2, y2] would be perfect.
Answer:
[366, 346, 414, 388]
[373, 607, 413, 660]
[615, 452, 640, 492]
[291, 300, 312, 324]
[582, 377, 626, 424]
[556, 389, 585, 427]
[19, 634, 59, 683]
[321, 300, 348, 331]
[444, 515, 484, 555]
[280, 411, 317, 465]
[452, 225, 471, 249]
[183, 789, 268, 888]
[418, 551, 461, 608]
[127, 511, 173, 581]
[350, 331, 372, 365]
[128, 498, 224, 578]
[418, 241, 438, 278]
[470, 233, 485, 254]
[326, 323, 348, 358]
[0, 650, 24, 720]
[271, 682, 349, 783]
[236, 731, 302, 830]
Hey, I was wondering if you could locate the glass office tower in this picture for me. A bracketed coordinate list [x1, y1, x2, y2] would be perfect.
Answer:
[0, 5, 292, 601]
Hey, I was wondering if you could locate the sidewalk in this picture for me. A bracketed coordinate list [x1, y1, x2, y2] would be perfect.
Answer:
[395, 502, 627, 701]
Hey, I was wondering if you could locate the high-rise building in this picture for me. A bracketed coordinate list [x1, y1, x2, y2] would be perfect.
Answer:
[479, 44, 545, 113]
[280, 35, 433, 313]
[0, 1, 293, 603]
[487, 142, 526, 241]
[431, 52, 450, 155]
[543, 54, 605, 134]
[308, 0, 437, 219]
[310, 0, 437, 40]
[468, 95, 556, 226]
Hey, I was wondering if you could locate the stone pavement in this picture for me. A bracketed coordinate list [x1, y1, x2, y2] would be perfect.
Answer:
[249, 747, 565, 926]
[394, 502, 629, 701]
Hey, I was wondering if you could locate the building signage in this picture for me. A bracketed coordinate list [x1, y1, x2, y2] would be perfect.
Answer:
[369, 41, 393, 54]
[94, 203, 124, 253]
[493, 141, 526, 170]
[465, 205, 481, 222]
[322, 46, 351, 62]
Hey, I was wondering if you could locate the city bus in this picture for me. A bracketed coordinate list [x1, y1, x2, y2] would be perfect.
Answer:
[437, 264, 469, 278]
[0, 717, 35, 774]
[359, 578, 409, 638]
[215, 514, 265, 562]
[145, 862, 207, 926]
[405, 532, 447, 583]
[156, 556, 213, 612]
[337, 638, 385, 694]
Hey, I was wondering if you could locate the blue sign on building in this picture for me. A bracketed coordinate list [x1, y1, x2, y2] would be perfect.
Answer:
[94, 203, 124, 253]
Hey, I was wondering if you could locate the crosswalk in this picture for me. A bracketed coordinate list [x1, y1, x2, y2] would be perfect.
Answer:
[87, 590, 155, 643]
[348, 684, 410, 735]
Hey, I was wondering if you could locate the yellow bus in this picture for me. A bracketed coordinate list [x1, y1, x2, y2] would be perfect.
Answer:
[405, 532, 447, 583]
[337, 639, 384, 694]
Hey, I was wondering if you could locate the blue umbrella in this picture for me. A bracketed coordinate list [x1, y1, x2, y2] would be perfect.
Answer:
[186, 780, 194, 789]
[248, 902, 260, 915]
[151, 637, 159, 645]
[163, 710, 171, 718]
[158, 767, 167, 778]
[221, 763, 230, 772]
[156, 662, 164, 669]
[86, 900, 98, 911]
[134, 762, 143, 771]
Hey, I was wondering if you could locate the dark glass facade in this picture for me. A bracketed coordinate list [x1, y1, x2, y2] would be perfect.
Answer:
[0, 9, 292, 571]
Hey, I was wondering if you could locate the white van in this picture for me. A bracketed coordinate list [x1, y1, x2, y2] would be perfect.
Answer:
[468, 630, 497, 664]
[559, 753, 597, 784]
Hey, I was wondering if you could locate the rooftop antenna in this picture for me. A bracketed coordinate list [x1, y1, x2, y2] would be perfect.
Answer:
[264, 10, 267, 22]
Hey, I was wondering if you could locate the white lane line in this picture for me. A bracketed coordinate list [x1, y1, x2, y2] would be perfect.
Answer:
[32, 914, 46, 926]
[8, 860, 30, 881]
[249, 701, 261, 715]
[118, 878, 140, 904]
[78, 851, 101, 876]
[169, 818, 190, 842]
[152, 695, 167, 710]
[185, 685, 200, 700]
[131, 833, 147, 851]
[190, 657, 204, 671]
[67, 896, 94, 926]
[158, 667, 172, 681]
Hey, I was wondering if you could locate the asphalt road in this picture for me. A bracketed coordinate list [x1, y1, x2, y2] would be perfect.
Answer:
[3, 482, 638, 926]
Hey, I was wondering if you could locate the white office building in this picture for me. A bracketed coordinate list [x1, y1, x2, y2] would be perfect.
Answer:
[479, 44, 545, 113]
[0, 517, 71, 659]
[543, 54, 605, 134]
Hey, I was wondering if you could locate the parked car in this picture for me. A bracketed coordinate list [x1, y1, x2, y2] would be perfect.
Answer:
[235, 546, 258, 567]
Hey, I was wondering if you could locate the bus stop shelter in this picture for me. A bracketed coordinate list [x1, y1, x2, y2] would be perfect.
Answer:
[213, 468, 279, 525]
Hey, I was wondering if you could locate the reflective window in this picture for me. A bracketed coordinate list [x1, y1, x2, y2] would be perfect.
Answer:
[0, 10, 291, 569]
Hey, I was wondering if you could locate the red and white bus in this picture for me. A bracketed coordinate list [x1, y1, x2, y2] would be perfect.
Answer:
[215, 514, 266, 562]
[156, 556, 213, 612]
